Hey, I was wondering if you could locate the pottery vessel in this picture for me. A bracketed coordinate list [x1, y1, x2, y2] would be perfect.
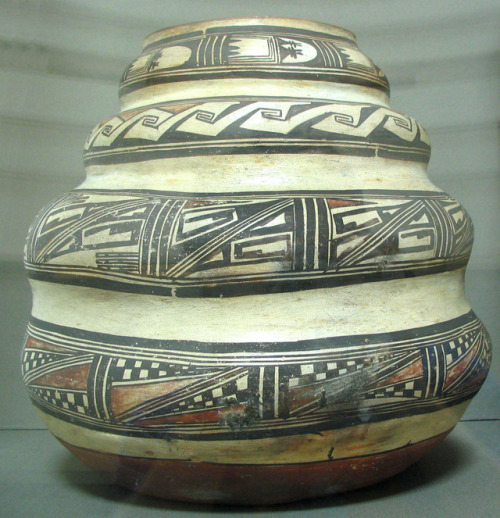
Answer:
[22, 18, 491, 505]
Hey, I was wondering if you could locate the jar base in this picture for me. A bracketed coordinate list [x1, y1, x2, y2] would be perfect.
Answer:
[61, 431, 449, 505]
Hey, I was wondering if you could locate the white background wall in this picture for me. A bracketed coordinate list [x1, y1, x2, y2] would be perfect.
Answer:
[1, 0, 499, 428]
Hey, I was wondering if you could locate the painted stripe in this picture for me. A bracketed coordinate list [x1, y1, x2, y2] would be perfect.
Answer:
[119, 79, 390, 112]
[82, 155, 434, 193]
[258, 367, 265, 418]
[274, 367, 280, 418]
[37, 402, 468, 463]
[29, 270, 470, 343]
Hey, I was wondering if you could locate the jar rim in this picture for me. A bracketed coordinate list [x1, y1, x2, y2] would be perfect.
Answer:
[143, 16, 356, 49]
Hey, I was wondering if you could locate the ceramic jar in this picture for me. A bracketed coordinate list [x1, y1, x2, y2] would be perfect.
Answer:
[22, 18, 491, 504]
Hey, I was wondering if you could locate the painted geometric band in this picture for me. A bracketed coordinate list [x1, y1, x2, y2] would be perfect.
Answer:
[25, 189, 473, 297]
[24, 311, 491, 440]
[84, 99, 429, 165]
[120, 25, 389, 96]
[142, 24, 358, 53]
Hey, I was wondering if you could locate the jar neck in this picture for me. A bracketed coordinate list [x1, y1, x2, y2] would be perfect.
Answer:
[118, 18, 390, 111]
[119, 79, 390, 112]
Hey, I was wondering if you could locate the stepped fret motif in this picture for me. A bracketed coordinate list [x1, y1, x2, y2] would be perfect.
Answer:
[25, 189, 473, 297]
[83, 99, 430, 164]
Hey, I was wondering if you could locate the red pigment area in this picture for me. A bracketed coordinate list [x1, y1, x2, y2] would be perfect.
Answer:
[61, 431, 449, 505]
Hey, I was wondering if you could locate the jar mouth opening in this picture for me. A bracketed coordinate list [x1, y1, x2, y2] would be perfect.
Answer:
[143, 17, 356, 49]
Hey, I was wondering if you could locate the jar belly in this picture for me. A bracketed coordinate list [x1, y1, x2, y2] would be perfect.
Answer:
[23, 179, 488, 469]
[22, 277, 491, 503]
[24, 279, 490, 427]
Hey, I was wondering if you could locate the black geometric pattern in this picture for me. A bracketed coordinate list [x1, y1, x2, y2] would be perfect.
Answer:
[23, 311, 491, 440]
[365, 380, 424, 400]
[25, 189, 473, 298]
[110, 357, 207, 383]
[21, 347, 93, 386]
[30, 386, 92, 417]
[443, 333, 473, 366]
[119, 24, 389, 97]
[139, 368, 248, 422]
[83, 99, 430, 164]
[22, 349, 69, 375]
[287, 357, 366, 388]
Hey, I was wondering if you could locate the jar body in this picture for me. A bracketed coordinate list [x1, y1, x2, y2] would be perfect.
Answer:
[22, 18, 491, 504]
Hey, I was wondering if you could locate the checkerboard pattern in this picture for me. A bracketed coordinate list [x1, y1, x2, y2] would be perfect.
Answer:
[443, 332, 474, 366]
[31, 386, 92, 416]
[288, 359, 365, 388]
[365, 379, 424, 399]
[22, 350, 69, 375]
[169, 374, 247, 415]
[112, 357, 200, 382]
